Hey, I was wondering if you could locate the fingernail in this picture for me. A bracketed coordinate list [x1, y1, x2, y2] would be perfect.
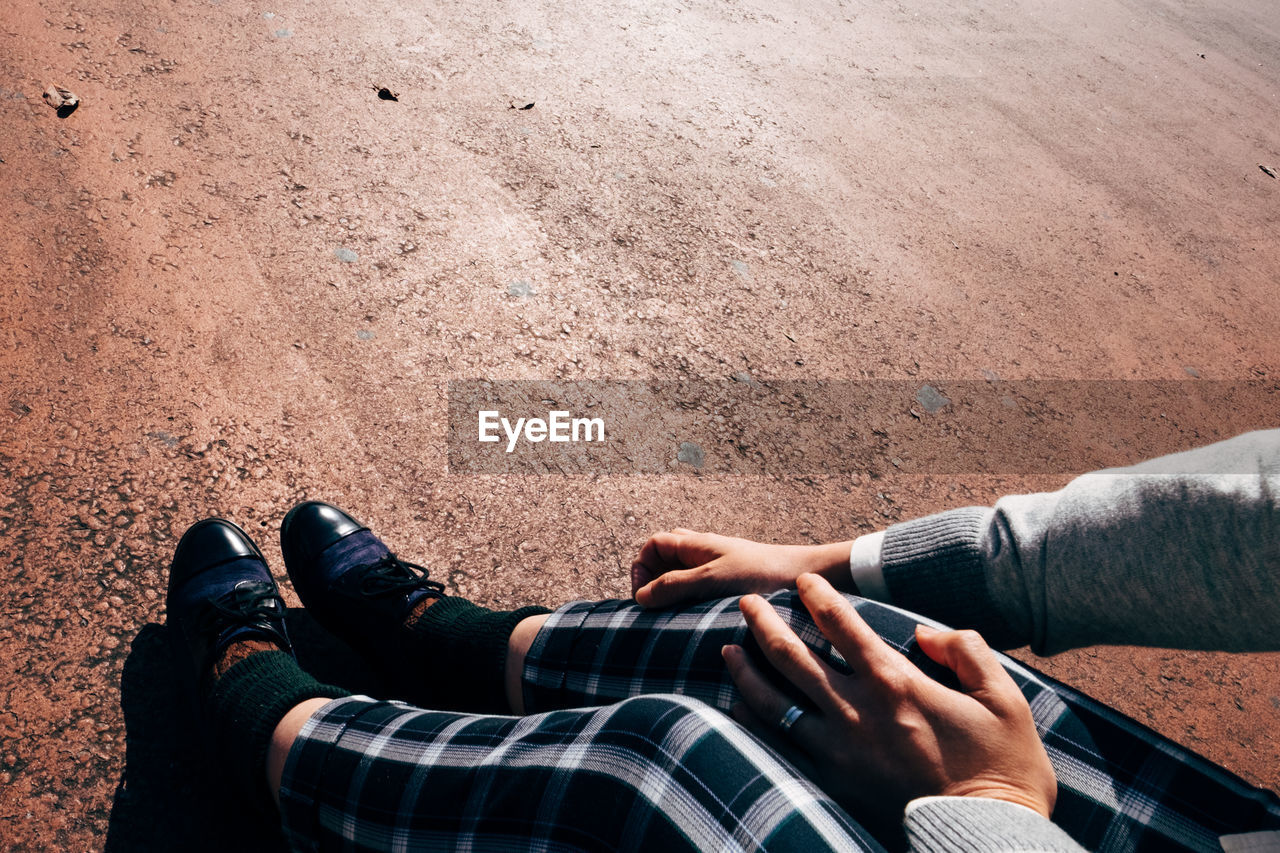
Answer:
[916, 624, 940, 636]
[721, 644, 738, 660]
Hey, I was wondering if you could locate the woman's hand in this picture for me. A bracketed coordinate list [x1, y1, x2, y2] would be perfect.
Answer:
[631, 530, 855, 608]
[722, 574, 1057, 823]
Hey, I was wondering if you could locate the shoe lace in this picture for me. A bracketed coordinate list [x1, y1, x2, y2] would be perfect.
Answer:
[196, 580, 285, 634]
[357, 554, 445, 598]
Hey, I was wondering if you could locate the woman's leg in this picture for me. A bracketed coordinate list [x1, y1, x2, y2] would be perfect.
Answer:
[268, 697, 332, 808]
[504, 613, 548, 715]
[512, 592, 1280, 852]
[271, 693, 886, 853]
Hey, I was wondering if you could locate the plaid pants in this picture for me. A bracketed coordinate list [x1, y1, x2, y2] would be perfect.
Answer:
[278, 593, 1280, 852]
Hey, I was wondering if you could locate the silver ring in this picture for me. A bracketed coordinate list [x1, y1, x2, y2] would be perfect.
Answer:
[777, 704, 804, 734]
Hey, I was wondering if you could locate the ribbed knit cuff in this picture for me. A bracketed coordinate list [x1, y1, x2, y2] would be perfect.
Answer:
[904, 797, 1085, 852]
[405, 599, 551, 713]
[208, 650, 350, 813]
[881, 507, 1019, 648]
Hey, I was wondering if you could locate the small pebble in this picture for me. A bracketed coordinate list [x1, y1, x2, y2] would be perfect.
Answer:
[677, 441, 705, 468]
[916, 384, 950, 413]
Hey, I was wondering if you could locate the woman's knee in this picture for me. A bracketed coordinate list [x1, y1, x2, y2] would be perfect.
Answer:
[607, 694, 729, 741]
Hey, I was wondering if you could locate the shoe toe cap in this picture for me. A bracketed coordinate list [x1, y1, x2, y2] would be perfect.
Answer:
[281, 501, 366, 565]
[169, 518, 265, 592]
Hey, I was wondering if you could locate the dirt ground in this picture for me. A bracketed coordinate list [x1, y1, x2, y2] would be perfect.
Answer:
[1, 0, 1278, 848]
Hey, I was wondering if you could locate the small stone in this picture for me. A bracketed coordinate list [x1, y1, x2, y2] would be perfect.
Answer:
[334, 247, 358, 263]
[916, 384, 950, 413]
[42, 84, 79, 110]
[677, 441, 705, 468]
[507, 280, 535, 298]
[1184, 366, 1201, 378]
[356, 329, 375, 340]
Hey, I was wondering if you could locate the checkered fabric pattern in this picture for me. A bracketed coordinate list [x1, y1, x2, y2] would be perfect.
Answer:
[523, 593, 1280, 852]
[278, 693, 884, 852]
[279, 592, 1280, 852]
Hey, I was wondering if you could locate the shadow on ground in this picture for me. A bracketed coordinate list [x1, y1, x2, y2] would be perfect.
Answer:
[106, 611, 385, 852]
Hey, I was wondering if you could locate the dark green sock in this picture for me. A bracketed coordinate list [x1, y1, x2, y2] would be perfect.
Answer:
[207, 650, 349, 812]
[402, 598, 550, 713]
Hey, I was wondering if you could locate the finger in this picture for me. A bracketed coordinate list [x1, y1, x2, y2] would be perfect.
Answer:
[728, 700, 821, 778]
[633, 531, 686, 573]
[633, 531, 729, 604]
[738, 594, 844, 715]
[795, 573, 903, 677]
[722, 645, 828, 756]
[633, 530, 718, 575]
[630, 559, 664, 599]
[635, 565, 711, 608]
[915, 625, 1022, 704]
[630, 533, 689, 596]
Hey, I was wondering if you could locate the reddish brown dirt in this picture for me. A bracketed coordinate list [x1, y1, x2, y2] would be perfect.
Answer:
[2, 0, 1278, 848]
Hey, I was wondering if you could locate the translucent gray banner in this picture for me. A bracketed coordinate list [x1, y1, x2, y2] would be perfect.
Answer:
[447, 380, 1279, 475]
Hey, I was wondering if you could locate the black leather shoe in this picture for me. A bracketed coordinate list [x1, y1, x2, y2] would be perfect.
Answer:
[281, 501, 443, 660]
[280, 501, 366, 564]
[167, 518, 291, 684]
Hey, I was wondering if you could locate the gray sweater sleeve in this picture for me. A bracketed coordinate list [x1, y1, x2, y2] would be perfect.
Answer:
[905, 798, 1086, 852]
[880, 429, 1280, 654]
[890, 431, 1279, 852]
